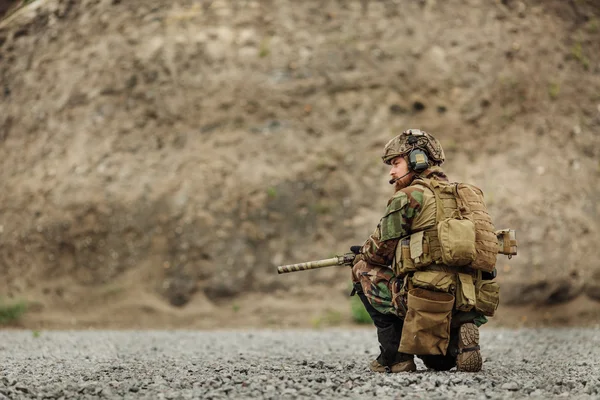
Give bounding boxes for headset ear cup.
[409,149,429,172]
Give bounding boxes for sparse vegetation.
[548,82,560,100]
[102,284,124,296]
[266,187,278,199]
[259,38,270,58]
[311,309,343,328]
[350,295,372,325]
[313,201,332,215]
[0,298,27,325]
[586,17,599,33]
[571,42,590,70]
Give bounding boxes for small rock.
[501,382,520,391]
[15,386,29,394]
[570,160,581,170]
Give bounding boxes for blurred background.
[0,0,599,330]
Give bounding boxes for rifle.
[277,253,356,274]
[276,230,517,274]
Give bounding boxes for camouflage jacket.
[357,166,449,267]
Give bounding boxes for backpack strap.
[413,178,446,222]
[452,183,472,218]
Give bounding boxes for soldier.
[351,129,498,373]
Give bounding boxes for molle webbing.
[412,179,461,266]
[415,178,497,273]
[454,185,497,272]
[426,263,480,279]
[425,228,442,264]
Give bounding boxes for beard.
[392,174,414,192]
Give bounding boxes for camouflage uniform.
[352,129,488,373]
[352,166,448,316]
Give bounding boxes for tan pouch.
[393,238,417,277]
[455,273,477,312]
[438,215,477,267]
[475,280,500,316]
[411,270,455,293]
[399,289,455,356]
[410,231,433,269]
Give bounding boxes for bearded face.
[388,156,414,192]
[394,177,413,192]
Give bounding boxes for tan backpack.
[417,179,497,273]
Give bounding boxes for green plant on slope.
[0,299,27,325]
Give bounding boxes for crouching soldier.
[352,129,500,373]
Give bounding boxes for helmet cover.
[382,129,445,165]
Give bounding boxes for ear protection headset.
[406,130,430,172]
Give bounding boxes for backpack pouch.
[475,280,500,316]
[438,216,476,267]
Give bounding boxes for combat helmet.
[382,129,445,166]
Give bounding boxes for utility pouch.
[394,238,417,277]
[396,232,433,277]
[411,270,455,293]
[455,273,477,312]
[399,288,455,356]
[438,214,476,267]
[475,280,500,316]
[410,231,433,269]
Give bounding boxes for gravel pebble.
[501,381,520,391]
[1,328,600,399]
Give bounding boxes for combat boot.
[369,324,416,373]
[456,322,482,372]
[369,350,416,373]
[351,283,416,373]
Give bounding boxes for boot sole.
[456,323,482,372]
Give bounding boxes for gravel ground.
[1,328,600,399]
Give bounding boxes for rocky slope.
[0,0,599,328]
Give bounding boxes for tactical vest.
[392,178,497,277]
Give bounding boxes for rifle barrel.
[277,256,342,274]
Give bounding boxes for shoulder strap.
[413,178,446,222]
[453,183,473,217]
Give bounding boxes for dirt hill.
[1,0,599,329]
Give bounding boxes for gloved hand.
[350,245,362,255]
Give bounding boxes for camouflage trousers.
[352,260,406,317]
